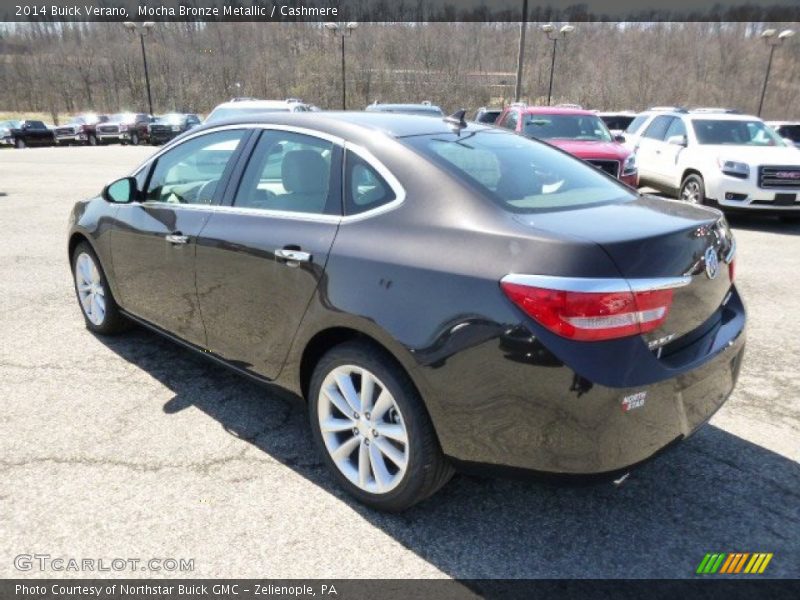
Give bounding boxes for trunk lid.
[514,195,735,345]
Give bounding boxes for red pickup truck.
[495,105,639,188]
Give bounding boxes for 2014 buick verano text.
[68,112,745,511]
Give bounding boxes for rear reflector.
[500,281,674,342]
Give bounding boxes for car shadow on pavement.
[99,328,800,579]
[726,213,800,235]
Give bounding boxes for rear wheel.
[71,242,129,335]
[88,133,97,146]
[680,174,706,205]
[309,341,453,511]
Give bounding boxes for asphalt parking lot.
[1,146,798,580]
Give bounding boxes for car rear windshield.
[692,119,786,146]
[523,114,612,142]
[206,107,290,122]
[404,129,636,213]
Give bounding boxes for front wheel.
[88,133,97,146]
[71,242,129,335]
[130,132,139,146]
[309,341,453,511]
[680,174,706,205]
[14,137,25,149]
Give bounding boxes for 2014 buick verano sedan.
[68,112,745,511]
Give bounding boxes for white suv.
[631,109,800,215]
[205,99,311,124]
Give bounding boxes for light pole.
[123,21,155,115]
[541,23,575,106]
[324,22,358,110]
[514,0,529,102]
[756,28,795,117]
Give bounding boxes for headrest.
[281,150,329,194]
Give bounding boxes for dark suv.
[147,113,202,145]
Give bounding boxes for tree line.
[0,21,798,123]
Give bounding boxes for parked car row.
[461,103,800,217]
[2,112,201,148]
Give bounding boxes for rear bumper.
[424,287,746,475]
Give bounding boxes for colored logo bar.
[696,553,773,574]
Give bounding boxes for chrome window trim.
[128,123,406,225]
[501,274,692,294]
[137,201,342,224]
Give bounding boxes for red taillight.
[500,281,674,342]
[728,258,735,283]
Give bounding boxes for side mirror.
[614,134,626,143]
[667,135,687,147]
[102,176,137,204]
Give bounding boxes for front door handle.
[165,233,189,245]
[275,248,311,265]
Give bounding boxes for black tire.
[88,133,97,146]
[680,173,706,205]
[130,132,139,146]
[14,137,25,149]
[71,241,130,335]
[309,341,453,512]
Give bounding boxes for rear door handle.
[165,233,189,245]
[275,248,311,265]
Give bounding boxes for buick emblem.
[705,247,719,280]
[775,171,800,179]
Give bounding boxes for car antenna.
[444,109,467,134]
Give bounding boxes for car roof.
[637,110,761,122]
[366,103,442,111]
[212,100,303,110]
[514,106,596,116]
[189,111,492,141]
[767,121,800,126]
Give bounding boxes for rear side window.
[344,151,396,216]
[405,129,635,213]
[642,116,673,141]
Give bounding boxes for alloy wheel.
[74,252,106,326]
[681,180,701,204]
[317,365,409,494]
